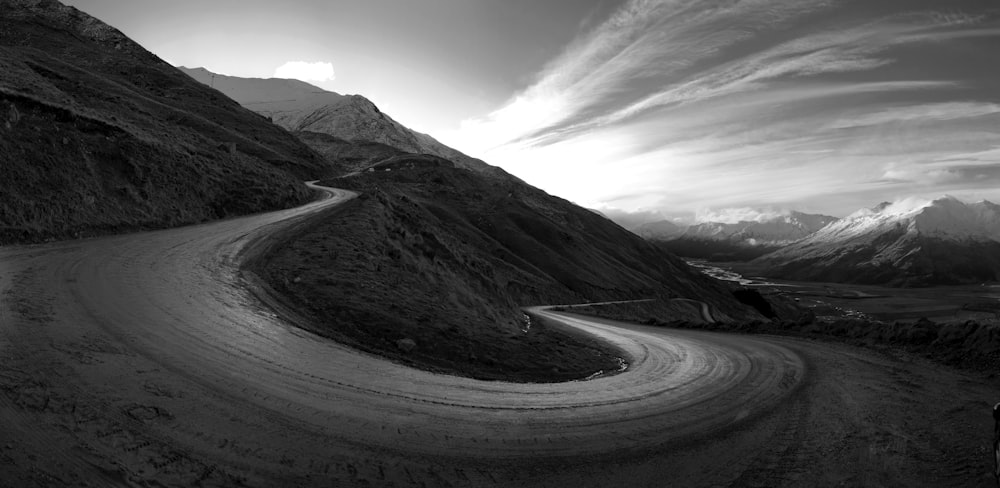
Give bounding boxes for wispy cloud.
[448,0,837,153]
[827,102,1000,130]
[441,0,1000,221]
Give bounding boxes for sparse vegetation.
[250,165,764,382]
[0,2,328,243]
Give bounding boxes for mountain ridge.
[179,67,512,180]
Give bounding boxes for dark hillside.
[0,0,328,243]
[253,166,762,381]
[293,131,405,175]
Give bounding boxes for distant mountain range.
[179,67,511,180]
[635,198,1000,286]
[636,212,838,261]
[755,197,1000,286]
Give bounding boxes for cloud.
[829,102,1000,130]
[440,1,1000,220]
[451,3,999,156]
[446,0,836,154]
[273,61,336,82]
[595,208,671,229]
[935,146,1000,166]
[849,196,934,219]
[881,164,963,184]
[694,207,793,224]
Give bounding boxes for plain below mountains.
[0,0,329,243]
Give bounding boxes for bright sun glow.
[273,61,336,82]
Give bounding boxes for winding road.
[1,184,996,487]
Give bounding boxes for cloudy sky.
[65,0,1000,223]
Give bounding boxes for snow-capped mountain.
[756,196,1000,286]
[643,211,838,261]
[682,211,838,245]
[180,67,509,179]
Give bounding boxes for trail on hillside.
[0,183,995,487]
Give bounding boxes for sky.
[64,0,1000,224]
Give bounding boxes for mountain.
[683,211,838,244]
[755,197,1000,286]
[0,0,328,243]
[652,211,838,261]
[633,220,686,240]
[179,67,511,179]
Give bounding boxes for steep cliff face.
[0,0,328,243]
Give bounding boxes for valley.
[702,260,1000,323]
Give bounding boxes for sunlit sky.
[64,0,1000,223]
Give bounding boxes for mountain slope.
[755,197,1000,286]
[0,0,328,243]
[254,165,765,381]
[180,67,511,179]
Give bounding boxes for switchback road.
[0,184,996,487]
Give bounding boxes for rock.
[395,338,416,353]
[217,141,237,155]
[8,104,20,125]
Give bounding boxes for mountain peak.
[180,67,512,180]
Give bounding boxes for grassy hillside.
[251,165,762,381]
[0,0,329,243]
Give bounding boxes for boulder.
[395,338,416,353]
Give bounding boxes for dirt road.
[0,184,996,487]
